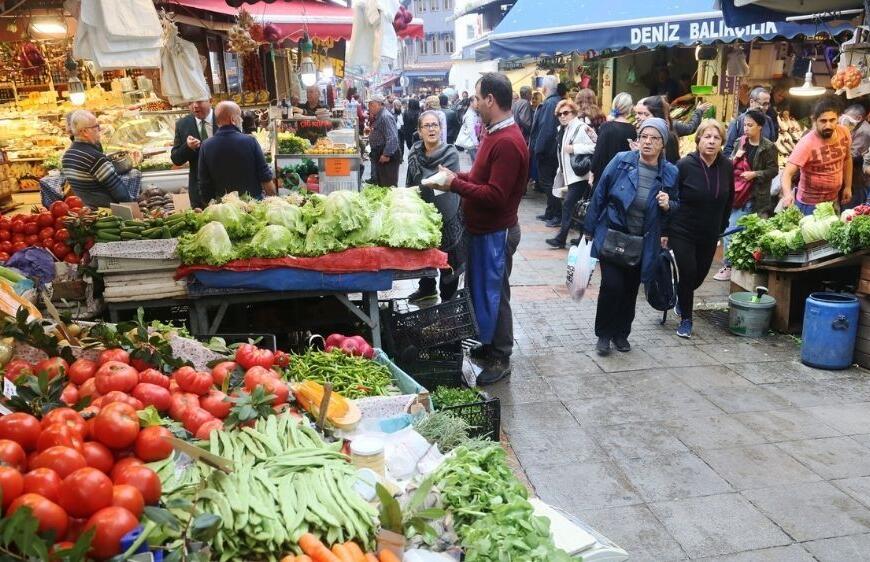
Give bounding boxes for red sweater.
[451,123,529,234]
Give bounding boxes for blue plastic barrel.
[801,292,859,370]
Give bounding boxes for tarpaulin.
[175,247,448,279]
[191,269,393,292]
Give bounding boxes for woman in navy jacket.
[584,118,680,356]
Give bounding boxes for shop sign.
[324,158,352,176]
[630,18,778,46]
[499,60,525,71]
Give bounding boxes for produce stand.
[273,117,361,194]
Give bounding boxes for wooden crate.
[855,294,870,368]
[859,256,870,296]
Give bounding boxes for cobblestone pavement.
[395,150,870,560]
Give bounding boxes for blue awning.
[718,1,862,27]
[402,70,450,78]
[489,0,855,59]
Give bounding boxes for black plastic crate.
[193,333,277,352]
[388,289,479,359]
[398,342,464,390]
[440,393,500,441]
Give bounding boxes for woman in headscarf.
[405,110,464,303]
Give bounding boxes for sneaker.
[569,237,581,246]
[713,266,731,281]
[536,214,549,221]
[595,337,611,356]
[407,288,438,304]
[545,218,561,228]
[612,337,631,352]
[676,319,693,339]
[476,361,511,386]
[545,238,566,249]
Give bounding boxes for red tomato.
[0,252,9,262]
[50,201,70,218]
[4,359,34,382]
[0,439,26,470]
[210,361,239,386]
[175,368,213,396]
[98,349,130,366]
[84,506,139,560]
[37,423,83,452]
[65,196,84,210]
[37,213,54,228]
[63,252,81,265]
[109,457,142,481]
[57,467,113,519]
[92,403,139,450]
[0,241,11,253]
[78,377,99,400]
[0,412,41,451]
[51,242,70,259]
[34,357,69,380]
[99,391,143,410]
[23,222,39,236]
[273,350,292,368]
[243,366,280,391]
[112,465,161,505]
[39,227,55,240]
[53,217,67,231]
[41,408,87,439]
[235,343,275,369]
[0,230,8,240]
[12,241,27,253]
[199,389,231,419]
[22,467,61,502]
[10,233,24,243]
[111,484,144,519]
[129,357,154,372]
[134,426,173,461]
[168,392,199,421]
[24,234,39,246]
[131,383,171,411]
[60,384,78,406]
[261,377,289,405]
[68,358,98,385]
[181,407,214,435]
[195,419,224,440]
[10,220,24,233]
[30,446,87,478]
[81,442,114,474]
[138,368,170,389]
[0,466,23,509]
[9,493,68,538]
[94,361,138,394]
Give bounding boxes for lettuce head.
[177,221,236,265]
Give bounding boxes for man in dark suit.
[440,94,460,145]
[171,98,214,208]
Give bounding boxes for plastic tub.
[728,291,776,337]
[801,292,859,370]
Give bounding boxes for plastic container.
[440,393,501,441]
[386,289,479,361]
[801,292,859,370]
[398,341,464,390]
[350,435,385,476]
[728,288,776,337]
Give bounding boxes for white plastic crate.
[96,256,180,273]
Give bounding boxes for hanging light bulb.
[299,36,317,87]
[790,71,826,97]
[320,65,334,80]
[68,76,86,106]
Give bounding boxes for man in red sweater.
[432,72,529,385]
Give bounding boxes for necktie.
[199,119,208,140]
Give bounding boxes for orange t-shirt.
[789,124,852,205]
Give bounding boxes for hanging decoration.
[393,6,413,34]
[228,8,259,55]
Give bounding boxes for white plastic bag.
[566,237,596,301]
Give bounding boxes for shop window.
[420,37,428,55]
[443,0,453,10]
[429,0,439,12]
[418,0,426,12]
[444,34,454,54]
[467,24,475,40]
[431,35,440,54]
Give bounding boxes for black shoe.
[407,288,438,304]
[569,237,581,246]
[546,238,566,249]
[613,337,631,352]
[545,218,561,228]
[596,337,611,356]
[536,214,548,221]
[476,361,511,386]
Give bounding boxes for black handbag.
[600,229,644,267]
[571,154,592,176]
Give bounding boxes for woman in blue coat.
[584,118,680,355]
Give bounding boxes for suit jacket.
[171,113,216,208]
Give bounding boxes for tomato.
[243,366,280,391]
[129,357,154,372]
[131,383,171,411]
[109,457,142,481]
[9,493,68,538]
[99,390,143,410]
[0,252,9,262]
[23,222,38,236]
[168,392,199,421]
[65,196,84,210]
[174,368,213,395]
[37,213,54,228]
[235,343,275,369]
[111,484,144,519]
[0,241,11,253]
[0,412,41,451]
[58,467,113,518]
[60,384,79,406]
[51,242,70,259]
[92,403,139,450]
[35,357,69,380]
[181,407,214,435]
[39,227,55,240]
[84,506,139,560]
[67,358,97,386]
[134,426,173,461]
[0,439,26,470]
[50,201,70,218]
[41,408,87,439]
[112,465,161,505]
[24,234,38,246]
[37,423,83,452]
[94,361,138,395]
[195,419,223,440]
[30,446,87,478]
[210,361,239,386]
[0,231,7,243]
[81,442,114,474]
[78,377,99,401]
[63,252,81,265]
[10,220,24,233]
[12,241,27,253]
[98,349,129,366]
[0,466,23,509]
[4,359,34,382]
[261,377,289,405]
[274,350,292,368]
[22,467,61,502]
[199,389,231,419]
[54,217,67,231]
[138,368,170,389]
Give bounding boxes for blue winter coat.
[583,150,680,283]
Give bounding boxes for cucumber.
[121,225,145,232]
[94,228,121,236]
[96,232,121,242]
[124,220,147,228]
[168,222,189,236]
[95,218,122,227]
[164,214,187,224]
[140,227,164,238]
[120,232,142,240]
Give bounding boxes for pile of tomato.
[0,196,88,264]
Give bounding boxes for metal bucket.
[728,289,776,337]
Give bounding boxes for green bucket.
[728,291,776,337]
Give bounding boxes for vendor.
[61,110,136,209]
[299,86,326,116]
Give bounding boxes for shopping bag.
[566,237,596,301]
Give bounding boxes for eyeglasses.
[751,99,771,108]
[420,123,440,129]
[557,111,574,116]
[639,134,662,143]
[82,124,101,131]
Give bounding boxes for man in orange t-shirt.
[781,95,853,215]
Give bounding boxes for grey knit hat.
[639,117,669,144]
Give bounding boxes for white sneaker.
[713,266,731,281]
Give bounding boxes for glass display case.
[272,117,361,195]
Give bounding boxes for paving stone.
[530,352,603,377]
[589,422,690,460]
[696,342,796,363]
[777,436,870,480]
[742,482,870,541]
[615,451,733,502]
[523,460,642,511]
[638,345,719,368]
[763,380,868,408]
[801,533,870,561]
[726,360,857,384]
[565,386,722,426]
[506,427,608,467]
[696,544,815,561]
[733,408,841,442]
[667,365,754,391]
[578,504,687,562]
[852,433,870,449]
[805,402,870,435]
[485,372,558,406]
[832,477,870,508]
[587,347,660,373]
[650,493,791,558]
[662,413,767,450]
[697,444,821,490]
[697,384,794,413]
[548,369,684,401]
[500,401,579,433]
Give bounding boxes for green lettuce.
[239,224,300,258]
[382,188,442,249]
[200,203,260,239]
[256,198,307,235]
[177,221,236,265]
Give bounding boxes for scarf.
[406,141,461,218]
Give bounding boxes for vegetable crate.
[193,333,278,352]
[397,341,464,390]
[761,241,840,265]
[385,289,479,360]
[441,392,500,441]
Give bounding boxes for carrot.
[298,557,313,562]
[298,533,342,562]
[378,550,402,562]
[344,542,366,562]
[332,544,355,562]
[364,555,379,562]
[279,557,297,562]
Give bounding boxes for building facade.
[400,0,455,93]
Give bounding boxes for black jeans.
[594,258,642,339]
[417,271,459,300]
[537,156,561,220]
[370,148,400,187]
[555,180,590,244]
[669,236,717,322]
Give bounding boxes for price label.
[3,378,16,399]
[323,158,351,177]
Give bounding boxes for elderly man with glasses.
[723,86,778,158]
[61,110,137,209]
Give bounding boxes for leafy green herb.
[432,386,481,409]
[376,477,445,545]
[224,387,275,428]
[725,213,771,272]
[413,411,472,452]
[0,506,92,561]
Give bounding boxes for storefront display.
[274,117,361,194]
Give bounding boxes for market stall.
[274,117,362,193]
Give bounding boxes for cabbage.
[200,203,260,239]
[321,190,370,233]
[177,221,236,265]
[381,188,442,249]
[256,198,307,235]
[239,224,299,258]
[799,214,839,244]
